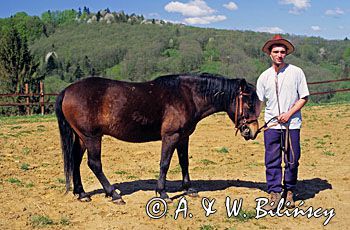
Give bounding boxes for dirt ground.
[0,103,349,229]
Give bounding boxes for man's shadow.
[88,178,331,201]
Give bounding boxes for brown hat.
[262,34,295,55]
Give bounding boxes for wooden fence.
[0,78,349,116]
[308,78,350,95]
[0,82,58,115]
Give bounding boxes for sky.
[1,0,350,40]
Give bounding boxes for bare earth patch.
[0,104,349,229]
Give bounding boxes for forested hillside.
[0,8,349,114]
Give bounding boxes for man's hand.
[278,112,291,123]
[277,96,308,124]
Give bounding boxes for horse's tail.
[55,89,74,193]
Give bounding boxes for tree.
[83,55,94,75]
[0,13,45,42]
[96,12,102,22]
[342,47,350,77]
[73,64,84,81]
[46,55,58,74]
[0,27,38,93]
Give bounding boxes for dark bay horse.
[55,73,260,204]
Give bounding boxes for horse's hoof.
[78,196,92,202]
[112,198,126,205]
[188,192,199,197]
[185,189,199,197]
[164,198,173,203]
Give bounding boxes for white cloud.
[311,26,321,31]
[279,0,311,14]
[256,27,284,34]
[325,8,344,17]
[184,15,227,24]
[164,0,215,17]
[223,2,238,11]
[165,0,228,25]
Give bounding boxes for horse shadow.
[87,178,332,201]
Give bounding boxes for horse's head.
[228,79,260,140]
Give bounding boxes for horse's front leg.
[176,137,198,197]
[156,133,179,202]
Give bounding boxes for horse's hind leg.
[72,137,91,202]
[176,137,198,197]
[85,136,125,205]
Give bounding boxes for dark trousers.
[264,129,301,193]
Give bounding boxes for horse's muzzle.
[239,121,259,140]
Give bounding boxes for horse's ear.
[239,78,247,91]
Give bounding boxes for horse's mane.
[153,73,245,108]
[152,74,182,89]
[196,73,242,108]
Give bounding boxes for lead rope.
[275,74,295,165]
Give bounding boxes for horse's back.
[61,77,173,142]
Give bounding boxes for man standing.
[256,35,309,210]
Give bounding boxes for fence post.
[25,83,30,116]
[40,81,44,115]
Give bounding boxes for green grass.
[148,169,159,179]
[22,147,31,155]
[307,100,350,106]
[323,150,335,156]
[30,215,54,227]
[114,170,135,178]
[316,140,326,145]
[234,209,256,222]
[10,125,22,130]
[26,182,35,188]
[200,159,217,166]
[225,209,256,223]
[20,163,30,171]
[126,175,138,180]
[0,114,56,125]
[216,147,229,154]
[200,224,216,230]
[169,165,182,174]
[10,130,33,137]
[114,170,128,175]
[36,125,46,132]
[0,133,9,139]
[60,216,70,226]
[57,178,65,184]
[7,178,22,185]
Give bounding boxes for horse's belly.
[104,123,162,143]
